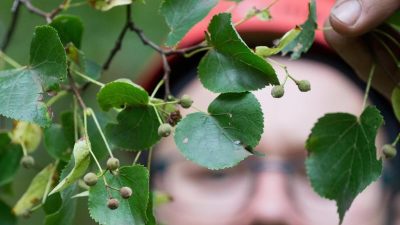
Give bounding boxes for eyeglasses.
[153,153,386,224]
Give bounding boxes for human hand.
[324,0,400,100]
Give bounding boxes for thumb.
[330,0,400,36]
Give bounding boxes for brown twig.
[102,5,210,98]
[102,6,133,70]
[1,0,22,51]
[68,68,87,109]
[19,0,67,23]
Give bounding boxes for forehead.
[156,57,364,159]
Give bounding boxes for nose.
[247,169,306,225]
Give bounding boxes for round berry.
[158,123,172,137]
[179,94,193,109]
[120,186,133,199]
[297,80,311,92]
[271,85,284,98]
[83,172,98,186]
[107,157,120,171]
[382,144,397,159]
[107,198,119,210]
[21,155,35,169]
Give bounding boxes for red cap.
[138,0,335,89]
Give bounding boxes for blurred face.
[153,57,388,225]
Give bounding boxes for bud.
[179,94,193,109]
[271,85,284,98]
[297,80,311,92]
[120,186,133,199]
[107,157,120,171]
[158,123,172,137]
[107,198,119,210]
[21,155,35,169]
[382,144,397,159]
[83,172,98,186]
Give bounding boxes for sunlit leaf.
[255,27,301,57]
[10,121,42,153]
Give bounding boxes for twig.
[161,54,171,98]
[68,68,87,109]
[20,0,67,23]
[1,0,22,51]
[102,6,133,70]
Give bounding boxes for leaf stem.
[73,70,105,87]
[83,110,107,186]
[152,106,163,124]
[149,100,179,106]
[362,63,376,110]
[132,151,142,165]
[73,97,79,141]
[147,147,153,172]
[46,90,68,107]
[183,47,211,58]
[0,50,21,68]
[86,108,114,158]
[150,79,165,99]
[42,160,59,204]
[392,132,400,146]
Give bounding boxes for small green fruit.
[83,172,98,186]
[21,155,35,169]
[297,80,311,92]
[107,198,119,210]
[179,94,193,109]
[158,123,172,137]
[107,157,120,171]
[271,85,284,98]
[120,186,133,199]
[382,144,397,159]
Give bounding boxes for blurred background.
[0,0,168,224]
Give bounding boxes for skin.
[325,0,400,100]
[154,57,388,225]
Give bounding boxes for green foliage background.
[0,1,168,224]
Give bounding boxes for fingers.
[330,0,400,36]
[324,21,400,100]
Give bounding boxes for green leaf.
[97,79,149,111]
[29,25,67,89]
[282,0,317,59]
[198,13,278,93]
[174,92,263,169]
[89,166,150,225]
[160,0,218,46]
[0,200,16,225]
[0,133,22,187]
[255,27,301,57]
[305,106,383,223]
[50,15,84,48]
[49,138,90,195]
[44,124,72,162]
[0,26,66,126]
[13,163,57,216]
[391,86,400,122]
[60,111,76,148]
[106,106,160,151]
[89,0,132,11]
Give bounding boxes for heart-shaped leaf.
[174,92,263,169]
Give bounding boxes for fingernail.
[331,0,361,26]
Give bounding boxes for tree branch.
[1,0,22,51]
[68,69,87,109]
